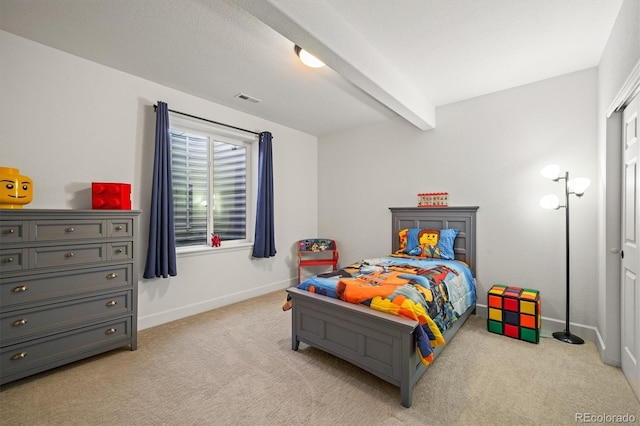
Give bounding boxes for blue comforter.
[286,256,476,364]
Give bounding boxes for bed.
[285,206,478,407]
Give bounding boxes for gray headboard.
[389,206,478,272]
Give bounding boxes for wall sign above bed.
[417,192,449,207]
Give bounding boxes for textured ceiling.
[0,0,623,136]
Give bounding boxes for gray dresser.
[0,209,140,384]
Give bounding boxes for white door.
[622,92,640,400]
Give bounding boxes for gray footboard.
[287,286,475,407]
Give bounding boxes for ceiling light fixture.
[294,45,325,68]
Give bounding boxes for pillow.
[397,227,458,260]
[398,228,409,252]
[436,228,458,260]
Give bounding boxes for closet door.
[622,92,640,400]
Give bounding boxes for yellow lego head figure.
[0,167,33,209]
[418,229,440,247]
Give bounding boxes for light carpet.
[1,290,638,425]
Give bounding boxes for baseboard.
[137,278,293,331]
[475,303,600,345]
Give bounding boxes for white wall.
[0,30,318,330]
[319,69,599,334]
[597,0,640,365]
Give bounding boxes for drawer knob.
[65,252,75,258]
[2,228,15,235]
[12,318,28,327]
[106,300,117,307]
[115,249,123,254]
[115,225,124,231]
[65,227,75,233]
[10,352,28,361]
[2,257,14,263]
[11,285,28,293]
[106,328,117,334]
[106,272,118,279]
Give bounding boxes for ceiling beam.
[233,0,436,130]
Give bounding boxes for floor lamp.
[540,164,590,345]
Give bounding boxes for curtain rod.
[153,104,261,136]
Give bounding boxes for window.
[169,115,254,249]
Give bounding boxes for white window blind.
[170,129,247,247]
[212,141,247,240]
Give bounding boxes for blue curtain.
[143,101,177,278]
[252,131,276,258]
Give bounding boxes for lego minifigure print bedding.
[286,256,476,366]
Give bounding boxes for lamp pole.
[553,171,584,344]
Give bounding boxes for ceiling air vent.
[234,93,261,104]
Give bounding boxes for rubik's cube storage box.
[487,284,541,343]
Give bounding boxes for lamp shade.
[568,177,591,195]
[294,45,325,68]
[541,164,561,180]
[540,194,560,209]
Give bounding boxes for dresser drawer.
[29,243,105,269]
[108,242,132,261]
[109,219,133,237]
[1,264,132,308]
[0,221,26,244]
[1,317,132,381]
[1,291,132,344]
[32,219,106,242]
[0,248,28,273]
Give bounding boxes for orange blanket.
[335,271,409,303]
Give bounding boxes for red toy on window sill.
[211,233,221,247]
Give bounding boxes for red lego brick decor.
[92,182,131,210]
[487,284,540,343]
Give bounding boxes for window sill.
[176,242,254,257]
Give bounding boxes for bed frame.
[287,206,479,408]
